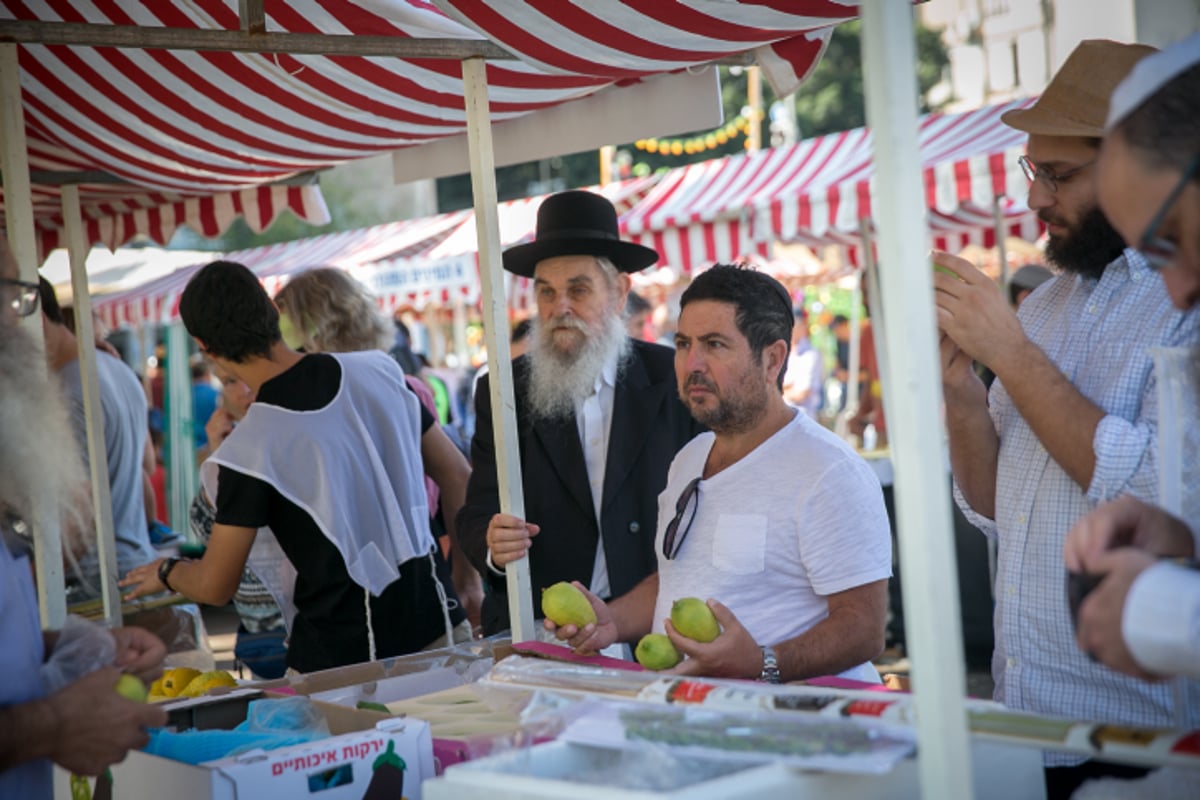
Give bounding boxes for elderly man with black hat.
[457,190,703,638]
[932,39,1200,798]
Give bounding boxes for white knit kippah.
[1105,32,1200,131]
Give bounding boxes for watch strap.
[759,645,781,684]
[158,557,181,592]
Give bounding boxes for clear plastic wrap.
[40,614,116,693]
[238,697,330,739]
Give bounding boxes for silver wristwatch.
[759,645,781,684]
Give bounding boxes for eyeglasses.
[1,277,40,318]
[1018,155,1095,193]
[661,477,700,561]
[1138,154,1200,272]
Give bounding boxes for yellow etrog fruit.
[670,597,720,643]
[541,582,597,628]
[160,667,201,698]
[178,670,238,698]
[635,634,681,671]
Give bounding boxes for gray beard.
[526,312,630,422]
[0,321,91,561]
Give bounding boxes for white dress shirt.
[574,351,620,599]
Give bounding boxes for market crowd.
[1,32,1198,800]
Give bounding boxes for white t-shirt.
[652,411,892,683]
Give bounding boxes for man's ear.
[764,339,789,384]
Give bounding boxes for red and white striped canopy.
[2,1,858,260]
[93,209,469,329]
[621,98,1044,271]
[378,174,663,314]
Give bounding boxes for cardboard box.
[55,693,435,800]
[248,639,503,698]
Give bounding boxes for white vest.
[201,351,434,621]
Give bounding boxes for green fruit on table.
[115,673,148,703]
[670,597,720,643]
[541,582,597,628]
[635,634,682,671]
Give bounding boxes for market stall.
[0,3,1088,798]
[620,97,1044,277]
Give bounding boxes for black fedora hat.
[502,190,660,278]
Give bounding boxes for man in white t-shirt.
[549,264,892,683]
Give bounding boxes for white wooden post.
[862,2,975,797]
[165,321,196,537]
[461,57,535,642]
[1,43,67,629]
[993,194,1010,295]
[63,185,122,628]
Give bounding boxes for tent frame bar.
[0,20,518,59]
[0,19,756,64]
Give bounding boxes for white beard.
[0,321,92,562]
[527,310,630,422]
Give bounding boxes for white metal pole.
[861,2,975,797]
[165,321,196,537]
[858,219,893,428]
[62,185,122,628]
[993,194,1010,294]
[461,57,535,642]
[1,43,67,629]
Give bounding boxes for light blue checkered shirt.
[955,250,1200,766]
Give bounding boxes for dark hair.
[37,276,65,325]
[624,291,652,316]
[179,260,280,363]
[1112,63,1200,180]
[680,263,793,389]
[511,318,533,344]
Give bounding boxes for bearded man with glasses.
[1062,37,1200,685]
[547,264,892,685]
[932,39,1200,799]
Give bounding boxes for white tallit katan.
[200,350,435,631]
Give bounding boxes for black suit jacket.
[457,338,703,634]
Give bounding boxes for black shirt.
[215,354,462,673]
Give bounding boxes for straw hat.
[1001,40,1157,138]
[502,190,659,278]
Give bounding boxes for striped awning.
[621,98,1045,273]
[93,209,469,329]
[2,1,859,260]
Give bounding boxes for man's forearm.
[774,589,887,681]
[0,699,57,771]
[945,392,1000,520]
[992,339,1102,491]
[608,574,659,644]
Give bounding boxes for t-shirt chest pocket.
[711,513,768,575]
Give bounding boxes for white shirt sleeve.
[1123,561,1200,679]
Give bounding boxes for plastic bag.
[40,615,115,693]
[237,697,331,740]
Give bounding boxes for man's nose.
[1026,179,1054,211]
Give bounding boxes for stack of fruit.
[145,668,239,701]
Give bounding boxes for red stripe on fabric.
[441,0,661,77]
[197,199,220,237]
[24,93,249,190]
[766,34,829,85]
[528,0,768,50]
[953,160,972,202]
[147,206,163,245]
[702,223,718,262]
[631,0,836,41]
[826,185,840,230]
[989,152,1008,197]
[20,45,310,174]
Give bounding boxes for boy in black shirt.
[121,261,464,672]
